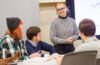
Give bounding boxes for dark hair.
[79,19,96,36]
[26,26,41,40]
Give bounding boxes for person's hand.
[50,53,62,59]
[13,50,21,60]
[49,54,63,65]
[30,51,41,58]
[66,37,73,43]
[49,53,62,60]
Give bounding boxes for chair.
[96,59,100,65]
[61,51,97,65]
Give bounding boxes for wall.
[0,0,40,40]
[39,3,57,45]
[39,0,65,3]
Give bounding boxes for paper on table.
[18,57,57,65]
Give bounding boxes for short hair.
[55,2,66,10]
[79,19,96,36]
[26,26,41,40]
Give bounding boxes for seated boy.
[25,26,56,57]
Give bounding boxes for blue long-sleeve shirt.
[25,40,56,57]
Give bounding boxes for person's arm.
[20,40,30,60]
[50,21,67,44]
[74,44,88,52]
[0,51,21,63]
[0,52,21,65]
[70,21,79,41]
[49,54,63,65]
[1,37,15,59]
[0,62,10,65]
[39,41,56,55]
[0,57,14,63]
[30,51,41,58]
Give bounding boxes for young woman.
[50,2,79,54]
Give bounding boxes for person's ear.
[80,31,82,35]
[80,31,83,36]
[80,31,84,36]
[32,36,36,40]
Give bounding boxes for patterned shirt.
[0,35,29,60]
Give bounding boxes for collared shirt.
[85,36,99,43]
[28,40,37,47]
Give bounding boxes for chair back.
[96,59,100,65]
[61,51,97,65]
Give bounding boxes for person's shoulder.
[91,40,100,45]
[0,35,13,45]
[52,17,60,23]
[25,40,28,43]
[1,35,10,39]
[75,43,87,52]
[78,43,86,48]
[25,40,30,44]
[39,41,51,45]
[67,17,75,22]
[2,35,12,41]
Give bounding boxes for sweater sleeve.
[50,21,67,45]
[1,37,15,59]
[39,41,56,55]
[70,20,79,41]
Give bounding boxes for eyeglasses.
[56,7,66,11]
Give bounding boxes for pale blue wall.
[0,0,40,40]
